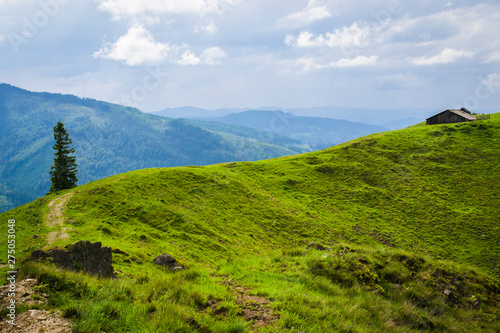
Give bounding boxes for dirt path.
[1,309,72,333]
[46,193,74,228]
[219,277,280,331]
[45,193,74,247]
[0,279,72,333]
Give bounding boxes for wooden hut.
[426,109,477,125]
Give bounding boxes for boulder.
[30,241,114,277]
[153,253,183,270]
[153,253,177,267]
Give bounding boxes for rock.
[153,253,178,268]
[30,240,114,277]
[65,241,114,277]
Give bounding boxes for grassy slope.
[1,115,499,332]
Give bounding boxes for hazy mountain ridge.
[150,106,435,129]
[198,110,389,149]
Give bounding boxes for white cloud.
[195,21,218,34]
[408,48,475,65]
[484,52,500,63]
[276,0,333,28]
[297,55,377,72]
[93,24,227,67]
[334,55,378,67]
[93,24,170,66]
[177,50,201,66]
[96,0,240,18]
[176,47,227,66]
[200,46,227,65]
[286,21,387,49]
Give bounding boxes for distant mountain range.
[0,84,305,212]
[196,110,389,149]
[150,106,433,130]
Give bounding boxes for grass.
[11,242,500,332]
[1,114,499,331]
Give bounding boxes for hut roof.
[448,109,477,121]
[426,109,477,121]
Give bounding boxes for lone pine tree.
[49,121,78,193]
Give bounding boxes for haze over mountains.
[196,111,388,149]
[150,106,432,130]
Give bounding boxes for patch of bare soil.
[44,193,74,247]
[45,228,72,248]
[219,277,280,330]
[0,279,72,333]
[1,309,71,333]
[46,193,74,228]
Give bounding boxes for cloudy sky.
[0,0,499,113]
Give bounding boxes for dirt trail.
[219,277,280,331]
[46,193,74,228]
[0,279,72,333]
[45,193,74,247]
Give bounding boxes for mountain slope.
[1,114,499,332]
[0,84,303,212]
[200,110,389,149]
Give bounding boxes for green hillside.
[1,115,499,332]
[0,84,305,213]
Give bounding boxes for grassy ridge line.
[0,115,499,278]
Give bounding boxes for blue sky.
[0,0,499,113]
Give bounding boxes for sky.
[0,0,499,114]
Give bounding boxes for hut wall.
[426,111,469,125]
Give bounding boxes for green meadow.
[1,114,499,332]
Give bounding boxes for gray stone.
[153,253,178,267]
[30,240,114,277]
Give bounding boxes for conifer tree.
[48,122,78,193]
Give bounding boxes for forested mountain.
[199,110,389,149]
[0,84,303,212]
